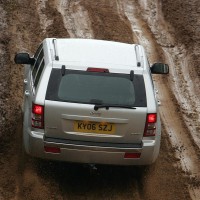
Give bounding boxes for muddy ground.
[0,0,200,199]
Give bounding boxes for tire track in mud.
[158,0,200,156]
[56,0,94,38]
[44,0,70,38]
[120,0,200,199]
[140,0,200,149]
[37,0,53,34]
[116,0,195,199]
[80,0,134,43]
[138,0,200,150]
[0,1,68,199]
[140,0,200,171]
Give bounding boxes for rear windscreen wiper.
[94,104,136,111]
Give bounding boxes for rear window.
[46,69,147,107]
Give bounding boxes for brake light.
[143,113,157,137]
[87,67,109,72]
[147,113,157,123]
[32,103,44,129]
[33,105,43,115]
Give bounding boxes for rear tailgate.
[44,101,147,144]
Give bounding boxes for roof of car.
[44,38,147,73]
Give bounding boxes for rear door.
[44,69,147,144]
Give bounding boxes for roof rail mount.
[135,45,141,67]
[53,39,59,61]
[61,65,66,76]
[130,70,134,81]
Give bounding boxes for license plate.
[74,121,115,134]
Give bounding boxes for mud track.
[0,0,200,199]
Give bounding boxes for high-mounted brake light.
[144,113,157,137]
[87,67,109,73]
[32,103,44,129]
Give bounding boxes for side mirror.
[151,63,169,74]
[14,53,35,65]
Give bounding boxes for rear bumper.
[28,131,160,165]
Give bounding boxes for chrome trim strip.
[61,114,129,123]
[44,137,142,153]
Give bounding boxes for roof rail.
[134,45,141,67]
[52,39,59,61]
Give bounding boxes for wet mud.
[0,0,199,199]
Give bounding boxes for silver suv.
[15,38,169,165]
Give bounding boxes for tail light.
[143,113,157,137]
[32,103,44,129]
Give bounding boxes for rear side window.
[32,49,44,81]
[31,44,43,70]
[34,59,45,88]
[46,69,147,107]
